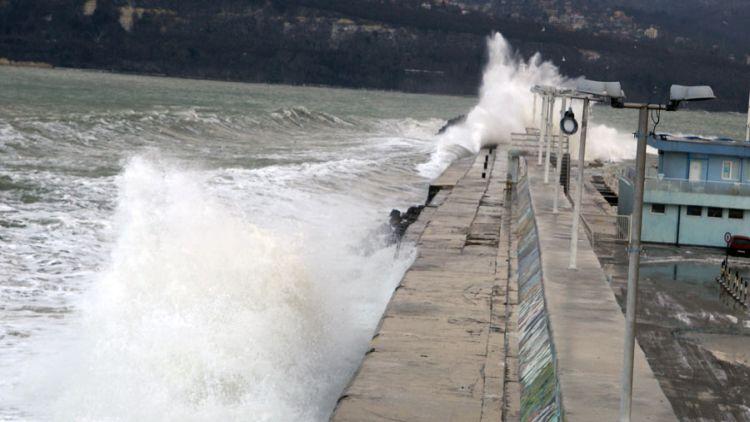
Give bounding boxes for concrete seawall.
[331,152,676,421]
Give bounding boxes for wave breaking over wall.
[7,151,418,420]
[419,32,640,179]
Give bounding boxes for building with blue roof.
[618,133,750,247]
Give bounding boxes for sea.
[0,65,747,421]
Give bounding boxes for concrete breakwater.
[331,151,676,421]
[332,148,517,421]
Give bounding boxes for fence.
[718,258,749,307]
[580,213,631,247]
[510,132,568,154]
[645,177,750,197]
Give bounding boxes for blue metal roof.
[648,133,750,158]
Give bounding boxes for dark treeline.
[0,0,747,111]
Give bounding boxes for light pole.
[532,85,570,181]
[553,96,568,214]
[618,105,649,422]
[609,84,716,422]
[532,86,560,166]
[544,95,556,183]
[567,80,626,269]
[568,97,590,269]
[538,94,548,165]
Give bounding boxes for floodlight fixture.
[575,79,626,107]
[575,79,625,98]
[667,85,716,111]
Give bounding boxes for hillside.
[1,0,748,110]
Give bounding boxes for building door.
[689,160,703,181]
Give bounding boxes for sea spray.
[11,156,416,421]
[419,32,641,178]
[418,33,567,177]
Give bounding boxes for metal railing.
[580,213,631,247]
[645,177,750,196]
[509,132,568,153]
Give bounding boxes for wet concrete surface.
[332,150,520,421]
[595,242,750,421]
[529,162,676,421]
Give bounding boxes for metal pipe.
[532,93,538,127]
[544,96,555,183]
[553,97,568,213]
[568,98,589,269]
[619,106,649,422]
[538,95,547,165]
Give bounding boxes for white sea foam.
[585,124,641,162]
[418,32,638,178]
[6,155,416,421]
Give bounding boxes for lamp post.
[611,84,715,422]
[532,85,571,183]
[532,86,560,166]
[544,96,556,183]
[567,80,626,269]
[568,97,590,268]
[553,96,569,214]
[538,94,548,165]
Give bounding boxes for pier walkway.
[333,148,518,421]
[332,152,676,421]
[526,161,676,421]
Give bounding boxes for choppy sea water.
[0,65,747,421]
[0,67,474,421]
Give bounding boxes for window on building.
[729,209,744,219]
[651,203,666,214]
[722,161,734,180]
[687,206,702,216]
[707,207,723,218]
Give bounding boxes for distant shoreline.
[0,62,476,101]
[0,57,53,69]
